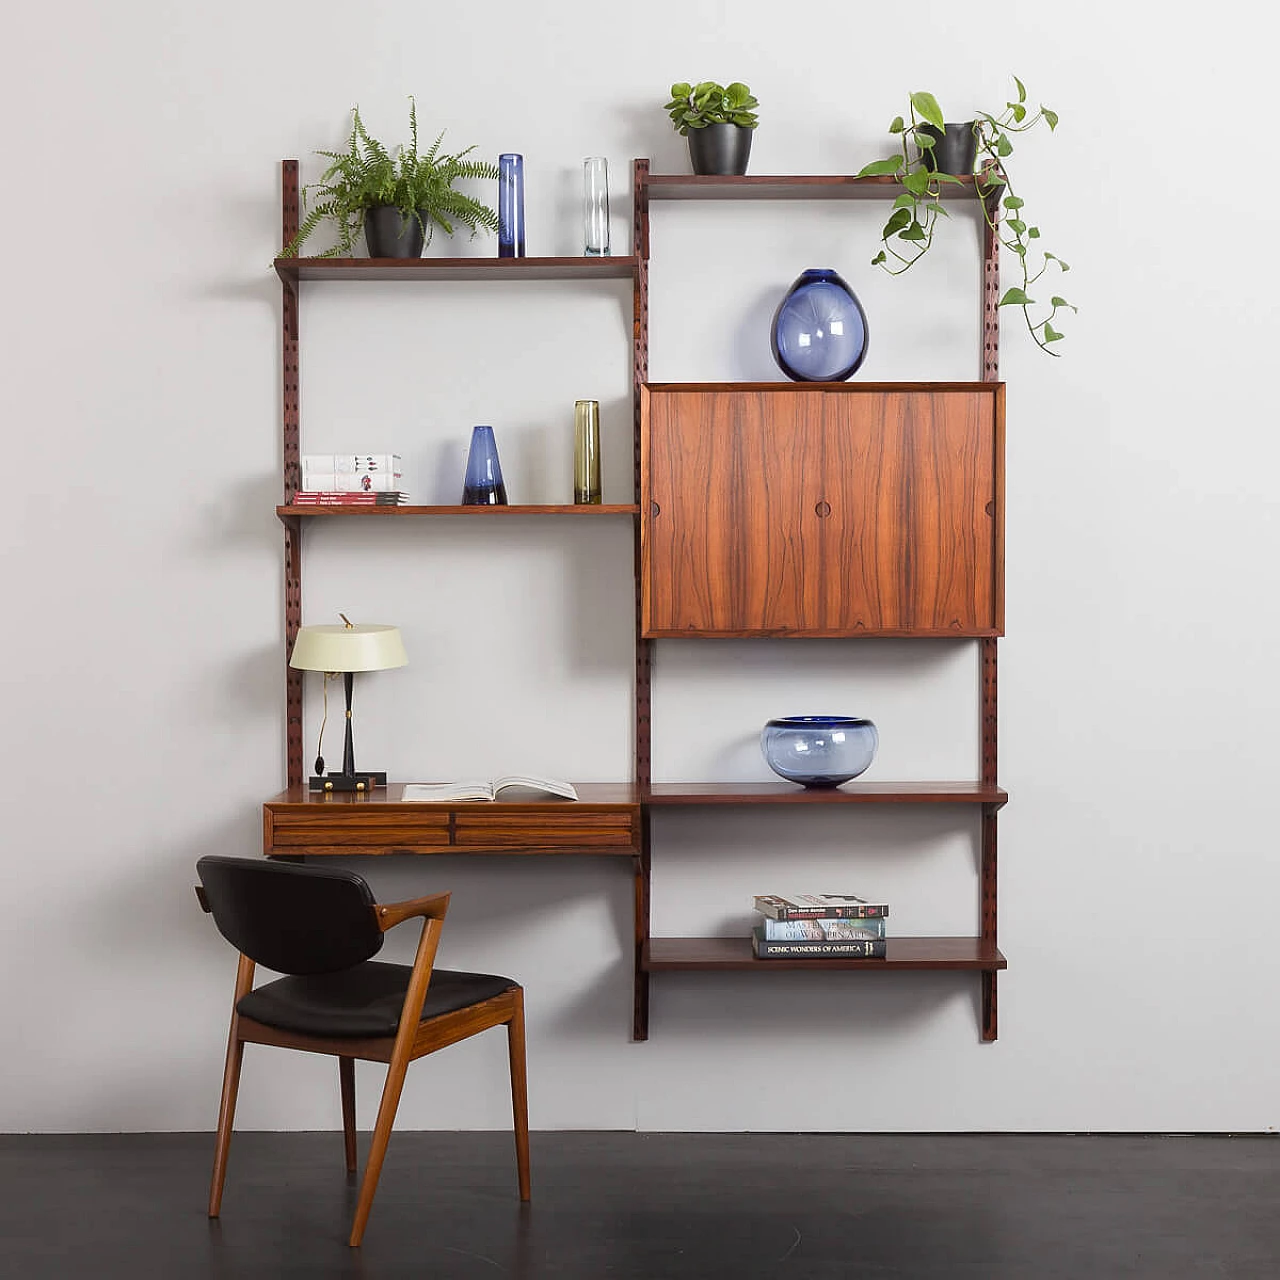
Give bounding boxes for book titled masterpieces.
[402,776,578,802]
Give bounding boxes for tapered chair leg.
[348,1042,414,1247]
[339,1057,358,1175]
[208,1027,245,1217]
[508,991,531,1202]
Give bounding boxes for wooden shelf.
[644,174,989,202]
[643,782,1007,807]
[277,503,639,520]
[643,936,1007,971]
[274,255,640,284]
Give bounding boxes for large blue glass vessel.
[770,269,869,382]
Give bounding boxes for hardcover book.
[760,916,887,941]
[753,893,889,921]
[292,491,408,505]
[751,927,887,959]
[401,775,578,802]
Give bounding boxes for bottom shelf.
[642,936,1006,972]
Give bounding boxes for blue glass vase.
[770,269,869,382]
[498,153,525,259]
[461,426,508,505]
[761,715,878,788]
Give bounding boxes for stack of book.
[296,454,409,506]
[751,893,889,959]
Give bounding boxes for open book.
[401,775,578,802]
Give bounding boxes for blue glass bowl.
[761,715,878,788]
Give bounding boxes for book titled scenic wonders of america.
[753,893,889,921]
[751,927,887,959]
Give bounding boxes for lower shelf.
[642,936,1006,972]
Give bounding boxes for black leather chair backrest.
[197,856,384,975]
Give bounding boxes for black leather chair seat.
[237,961,518,1037]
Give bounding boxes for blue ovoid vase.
[461,425,508,505]
[770,268,869,382]
[761,715,878,788]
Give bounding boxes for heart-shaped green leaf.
[858,157,905,177]
[1000,287,1034,306]
[909,91,946,129]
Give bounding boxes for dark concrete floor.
[0,1131,1276,1279]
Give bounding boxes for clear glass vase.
[583,158,610,256]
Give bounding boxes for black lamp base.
[308,771,387,793]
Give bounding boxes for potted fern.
[283,98,500,259]
[664,80,760,175]
[857,78,1075,355]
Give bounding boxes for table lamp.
[289,615,408,792]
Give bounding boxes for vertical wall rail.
[980,636,999,1041]
[979,175,1001,1037]
[632,159,652,1040]
[981,172,1002,383]
[281,160,304,789]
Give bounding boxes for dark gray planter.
[687,123,753,176]
[920,122,978,175]
[364,206,425,258]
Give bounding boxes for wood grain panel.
[642,384,1001,637]
[822,389,996,632]
[454,811,637,847]
[268,811,452,848]
[644,388,824,633]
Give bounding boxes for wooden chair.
[195,855,530,1247]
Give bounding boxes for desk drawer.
[454,810,638,849]
[268,809,452,849]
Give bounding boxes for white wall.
[3,1,1276,1133]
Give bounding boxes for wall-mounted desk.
[262,784,642,859]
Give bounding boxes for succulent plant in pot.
[857,78,1075,355]
[282,97,500,259]
[664,80,760,175]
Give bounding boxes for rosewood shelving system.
[270,159,1007,1042]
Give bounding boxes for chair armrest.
[374,890,451,932]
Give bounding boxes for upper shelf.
[274,255,640,284]
[277,503,639,521]
[643,173,989,201]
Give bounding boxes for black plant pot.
[364,206,425,258]
[920,122,978,175]
[687,123,753,176]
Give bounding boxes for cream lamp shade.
[289,623,408,673]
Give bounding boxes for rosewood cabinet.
[642,383,1003,638]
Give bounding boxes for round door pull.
[650,501,661,517]
[815,500,831,518]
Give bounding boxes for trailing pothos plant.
[282,98,500,258]
[857,78,1075,355]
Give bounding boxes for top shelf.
[643,173,989,202]
[273,255,640,284]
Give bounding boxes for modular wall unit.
[267,158,1008,1043]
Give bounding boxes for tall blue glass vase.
[770,268,869,382]
[498,153,525,259]
[461,426,508,505]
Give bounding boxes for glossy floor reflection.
[2,1131,1277,1278]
